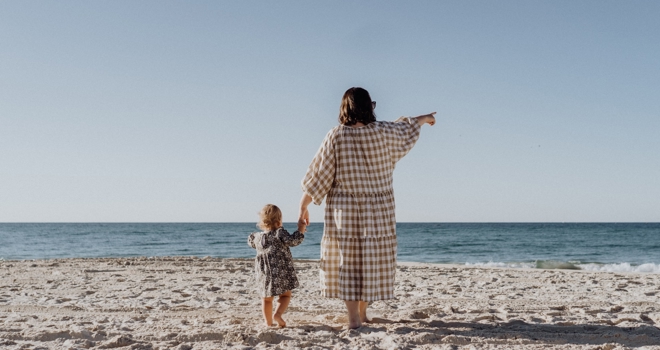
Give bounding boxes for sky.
[1,1,659,223]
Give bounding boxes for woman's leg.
[344,300,361,329]
[273,290,292,327]
[262,297,274,327]
[359,301,371,323]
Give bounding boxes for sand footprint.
[610,305,624,313]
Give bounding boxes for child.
[248,204,306,327]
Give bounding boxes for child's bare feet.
[273,314,286,328]
[262,297,274,328]
[272,291,291,328]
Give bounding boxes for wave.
[465,261,660,273]
[465,261,536,269]
[577,262,660,273]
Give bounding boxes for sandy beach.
[1,257,659,349]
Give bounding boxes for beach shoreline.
[2,257,659,349]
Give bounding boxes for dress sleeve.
[276,228,305,247]
[247,232,257,249]
[301,128,336,205]
[379,117,422,164]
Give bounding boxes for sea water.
[1,223,659,273]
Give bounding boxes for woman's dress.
[302,117,421,301]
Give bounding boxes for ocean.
[1,223,659,273]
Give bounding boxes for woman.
[298,87,436,329]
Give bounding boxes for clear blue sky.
[1,1,659,222]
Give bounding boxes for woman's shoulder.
[327,125,343,135]
[371,118,417,132]
[316,125,343,144]
[334,123,381,135]
[372,119,407,126]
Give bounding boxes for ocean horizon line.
[3,223,658,269]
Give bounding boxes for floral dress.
[248,228,305,297]
[301,117,421,302]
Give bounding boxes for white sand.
[1,257,660,349]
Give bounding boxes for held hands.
[297,207,309,234]
[298,193,312,234]
[297,220,307,234]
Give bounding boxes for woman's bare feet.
[345,300,362,329]
[348,324,361,329]
[359,301,371,323]
[348,310,362,329]
[273,314,286,328]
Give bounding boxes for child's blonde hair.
[257,204,282,231]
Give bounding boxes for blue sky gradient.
[1,1,659,222]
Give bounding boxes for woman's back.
[313,119,421,197]
[332,123,394,195]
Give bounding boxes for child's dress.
[248,228,305,297]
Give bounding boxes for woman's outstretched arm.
[413,112,436,126]
[298,192,313,226]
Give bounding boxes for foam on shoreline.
[464,260,660,273]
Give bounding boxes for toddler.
[248,204,306,327]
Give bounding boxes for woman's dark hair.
[339,87,376,126]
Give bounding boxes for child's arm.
[247,232,257,249]
[276,228,305,247]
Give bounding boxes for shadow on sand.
[334,317,660,347]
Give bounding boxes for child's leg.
[273,290,292,327]
[262,297,274,327]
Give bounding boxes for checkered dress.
[302,117,421,301]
